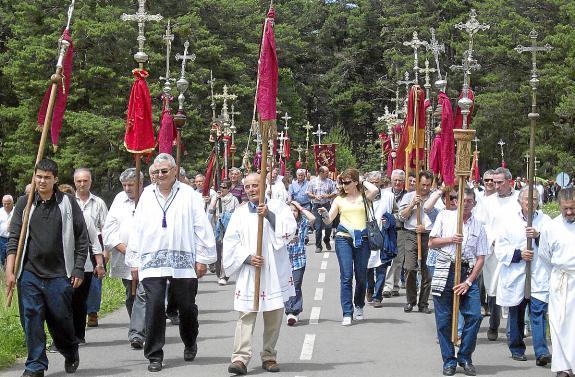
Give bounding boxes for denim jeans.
[285,267,305,315]
[367,263,390,301]
[142,277,198,363]
[507,297,550,358]
[335,235,370,317]
[122,279,146,342]
[312,203,332,249]
[86,275,102,313]
[433,267,483,369]
[17,270,78,373]
[0,236,8,266]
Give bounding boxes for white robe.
[103,191,135,280]
[223,199,297,312]
[480,191,520,296]
[539,215,575,373]
[368,189,395,268]
[126,181,216,280]
[494,210,551,307]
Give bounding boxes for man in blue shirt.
[288,169,311,210]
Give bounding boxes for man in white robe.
[494,187,552,365]
[103,168,146,349]
[223,173,297,375]
[481,167,520,340]
[126,153,216,372]
[539,187,575,377]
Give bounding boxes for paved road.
[2,238,553,377]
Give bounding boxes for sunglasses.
[341,180,354,185]
[484,178,493,183]
[449,195,458,200]
[151,168,172,175]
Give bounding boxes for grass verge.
[0,270,125,369]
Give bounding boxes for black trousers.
[142,277,199,362]
[72,272,93,341]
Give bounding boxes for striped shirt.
[307,177,336,205]
[287,217,309,270]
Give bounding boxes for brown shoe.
[262,360,280,372]
[86,313,98,327]
[228,360,247,375]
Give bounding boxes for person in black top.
[4,159,89,377]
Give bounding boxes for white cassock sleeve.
[191,192,217,265]
[125,192,149,268]
[268,200,298,251]
[222,207,253,277]
[494,222,518,267]
[103,204,122,251]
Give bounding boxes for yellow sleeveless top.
[334,195,367,230]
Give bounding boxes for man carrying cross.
[223,173,297,375]
[126,153,216,372]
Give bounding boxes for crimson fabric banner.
[313,144,337,174]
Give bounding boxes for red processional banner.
[313,144,337,174]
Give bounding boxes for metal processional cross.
[313,124,327,145]
[121,0,163,69]
[403,31,428,84]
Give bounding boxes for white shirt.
[430,210,489,262]
[399,191,443,231]
[83,213,102,272]
[75,192,108,232]
[0,207,13,238]
[127,181,217,279]
[494,210,551,306]
[103,191,136,280]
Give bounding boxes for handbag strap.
[361,190,376,222]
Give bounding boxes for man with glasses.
[429,188,487,376]
[383,169,408,298]
[126,153,216,372]
[481,166,520,341]
[307,166,337,253]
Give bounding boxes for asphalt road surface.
[2,238,553,377]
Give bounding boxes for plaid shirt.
[307,177,336,205]
[287,217,309,270]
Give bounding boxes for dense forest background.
[0,0,573,202]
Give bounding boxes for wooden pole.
[254,120,272,311]
[451,128,475,343]
[413,86,422,266]
[130,153,142,296]
[6,40,70,307]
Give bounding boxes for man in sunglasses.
[306,166,337,253]
[126,153,216,372]
[480,166,520,341]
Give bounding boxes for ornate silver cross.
[403,31,428,84]
[160,21,175,96]
[426,28,445,80]
[175,41,194,112]
[121,0,163,67]
[281,112,292,132]
[313,124,326,145]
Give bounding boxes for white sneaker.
[341,316,352,326]
[218,278,227,286]
[354,306,364,320]
[287,314,297,326]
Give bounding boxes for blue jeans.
[507,297,550,358]
[0,236,8,266]
[17,270,78,373]
[433,267,483,368]
[367,263,390,301]
[285,267,305,315]
[86,275,102,313]
[312,203,332,249]
[335,235,370,317]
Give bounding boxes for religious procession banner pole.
[451,8,489,343]
[254,4,278,312]
[174,40,194,176]
[413,85,423,266]
[514,30,552,300]
[6,37,71,307]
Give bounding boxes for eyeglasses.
[449,195,458,200]
[151,168,172,175]
[341,180,353,185]
[220,186,229,190]
[484,178,493,183]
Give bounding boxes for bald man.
[0,194,14,266]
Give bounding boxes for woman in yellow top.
[318,168,379,326]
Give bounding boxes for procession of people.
[1,2,574,377]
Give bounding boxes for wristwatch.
[465,279,472,287]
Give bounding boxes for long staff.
[413,86,422,266]
[6,41,70,306]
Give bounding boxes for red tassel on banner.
[37,28,74,149]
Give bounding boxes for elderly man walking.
[0,194,14,267]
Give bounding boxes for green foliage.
[543,201,560,218]
[1,0,574,200]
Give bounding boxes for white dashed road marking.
[317,273,325,283]
[320,261,328,270]
[309,307,321,324]
[299,334,316,360]
[314,287,323,301]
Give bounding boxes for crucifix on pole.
[403,31,428,84]
[282,112,292,132]
[313,124,327,145]
[173,40,194,178]
[295,145,304,162]
[498,139,506,165]
[208,71,217,122]
[121,0,163,70]
[514,28,552,300]
[160,21,175,95]
[427,27,445,83]
[303,121,313,172]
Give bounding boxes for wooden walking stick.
[6,40,71,307]
[514,30,552,300]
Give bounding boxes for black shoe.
[442,365,456,376]
[324,240,332,250]
[512,354,527,361]
[536,354,552,366]
[22,371,44,377]
[458,361,477,376]
[392,291,400,297]
[208,263,216,273]
[418,306,433,314]
[130,339,143,349]
[404,303,414,312]
[487,328,498,341]
[64,350,79,373]
[228,361,247,375]
[167,314,180,325]
[184,343,198,362]
[382,291,392,298]
[148,361,162,372]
